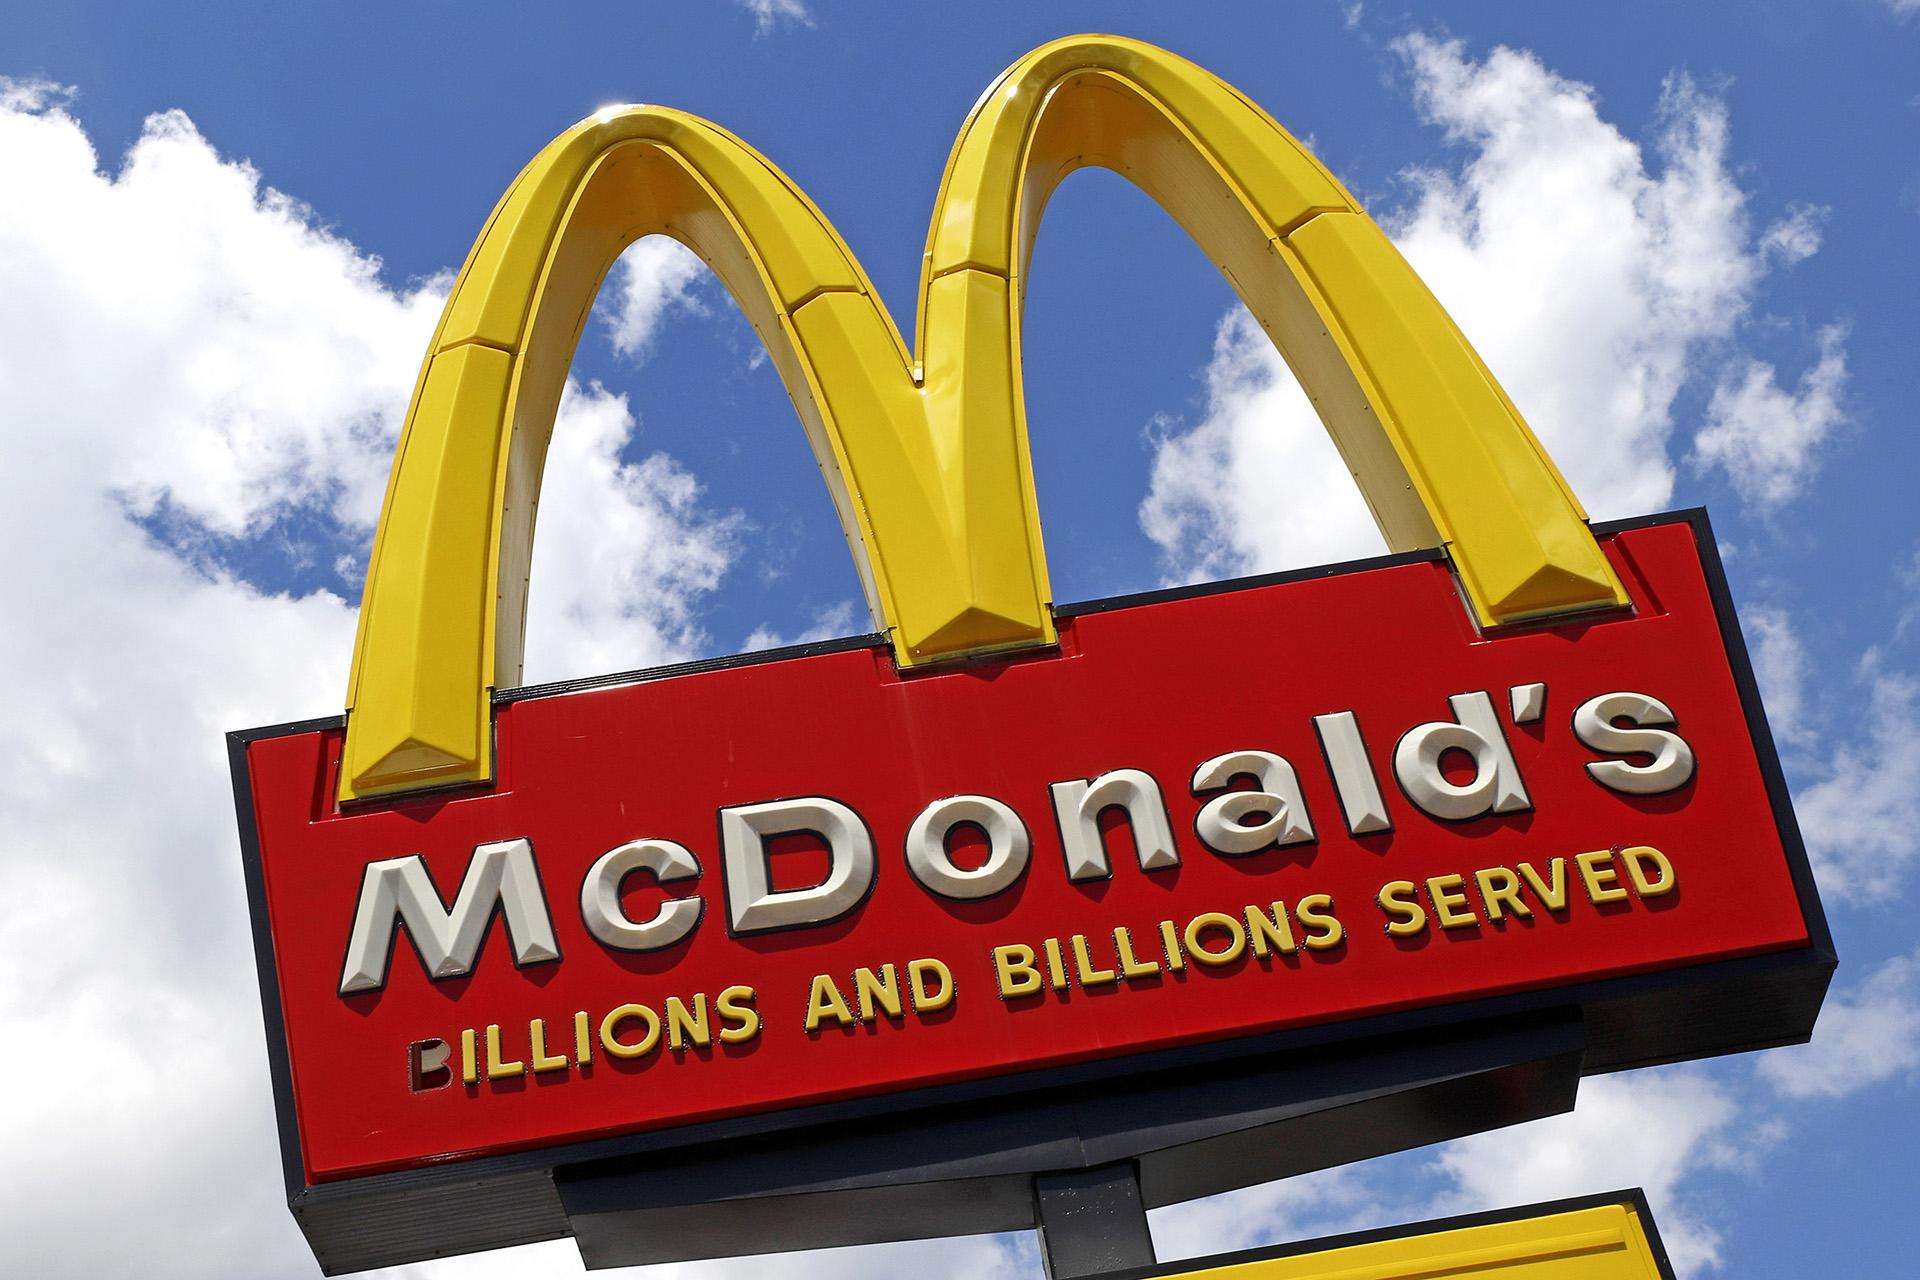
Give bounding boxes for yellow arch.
[341,34,1627,800]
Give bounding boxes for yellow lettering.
[1296,894,1344,951]
[854,964,904,1021]
[1474,866,1531,921]
[665,993,711,1050]
[528,1018,567,1073]
[1158,919,1187,972]
[1623,846,1676,898]
[993,944,1042,998]
[600,1003,660,1058]
[1184,912,1247,966]
[805,973,856,1032]
[460,1027,478,1084]
[1426,874,1478,929]
[908,958,954,1012]
[485,1023,524,1079]
[1518,858,1569,911]
[574,1010,593,1065]
[1244,902,1297,957]
[1071,934,1119,987]
[1377,881,1426,936]
[1576,849,1628,904]
[1114,926,1161,979]
[717,984,761,1043]
[1042,936,1070,990]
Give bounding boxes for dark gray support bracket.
[1035,1164,1155,1279]
[558,1010,1584,1270]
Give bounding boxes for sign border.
[229,508,1833,1268]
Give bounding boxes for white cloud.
[1151,1165,1405,1262]
[1760,949,1920,1099]
[1743,605,1812,746]
[1793,654,1920,901]
[0,74,70,112]
[604,237,708,361]
[739,0,812,35]
[1759,204,1826,265]
[1728,601,1920,904]
[1142,309,1380,583]
[741,599,862,652]
[522,382,740,686]
[0,82,740,1277]
[1900,547,1920,641]
[1693,324,1848,511]
[1142,36,1843,581]
[0,86,443,541]
[1428,1070,1748,1276]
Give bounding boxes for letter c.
[580,839,704,951]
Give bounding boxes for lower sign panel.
[233,511,1830,1268]
[1083,1191,1676,1280]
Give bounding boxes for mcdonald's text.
[335,691,1690,997]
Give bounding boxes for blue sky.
[0,1,1916,1277]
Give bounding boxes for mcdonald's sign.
[230,36,1832,1273]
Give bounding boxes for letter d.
[1393,691,1531,821]
[720,798,875,934]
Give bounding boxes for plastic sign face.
[235,514,1826,1183]
[1082,1192,1676,1280]
[229,33,1831,1274]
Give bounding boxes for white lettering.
[1049,768,1178,881]
[720,797,875,934]
[339,839,558,994]
[1573,691,1696,794]
[580,839,703,951]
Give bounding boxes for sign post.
[1034,1165,1157,1279]
[231,34,1831,1275]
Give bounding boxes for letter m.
[338,839,559,995]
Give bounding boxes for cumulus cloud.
[1142,36,1846,582]
[0,82,740,1278]
[1152,1165,1406,1262]
[1724,600,1920,903]
[1793,654,1920,901]
[1743,605,1813,747]
[741,599,863,652]
[1693,324,1848,511]
[1758,204,1826,265]
[1760,949,1920,1099]
[1141,309,1379,583]
[604,237,708,361]
[0,85,442,544]
[1152,1067,1761,1277]
[1427,1071,1748,1275]
[739,0,812,35]
[1900,548,1920,641]
[522,380,740,686]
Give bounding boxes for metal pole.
[1034,1162,1157,1279]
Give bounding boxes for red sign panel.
[235,515,1824,1190]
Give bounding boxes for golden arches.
[341,34,1626,800]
